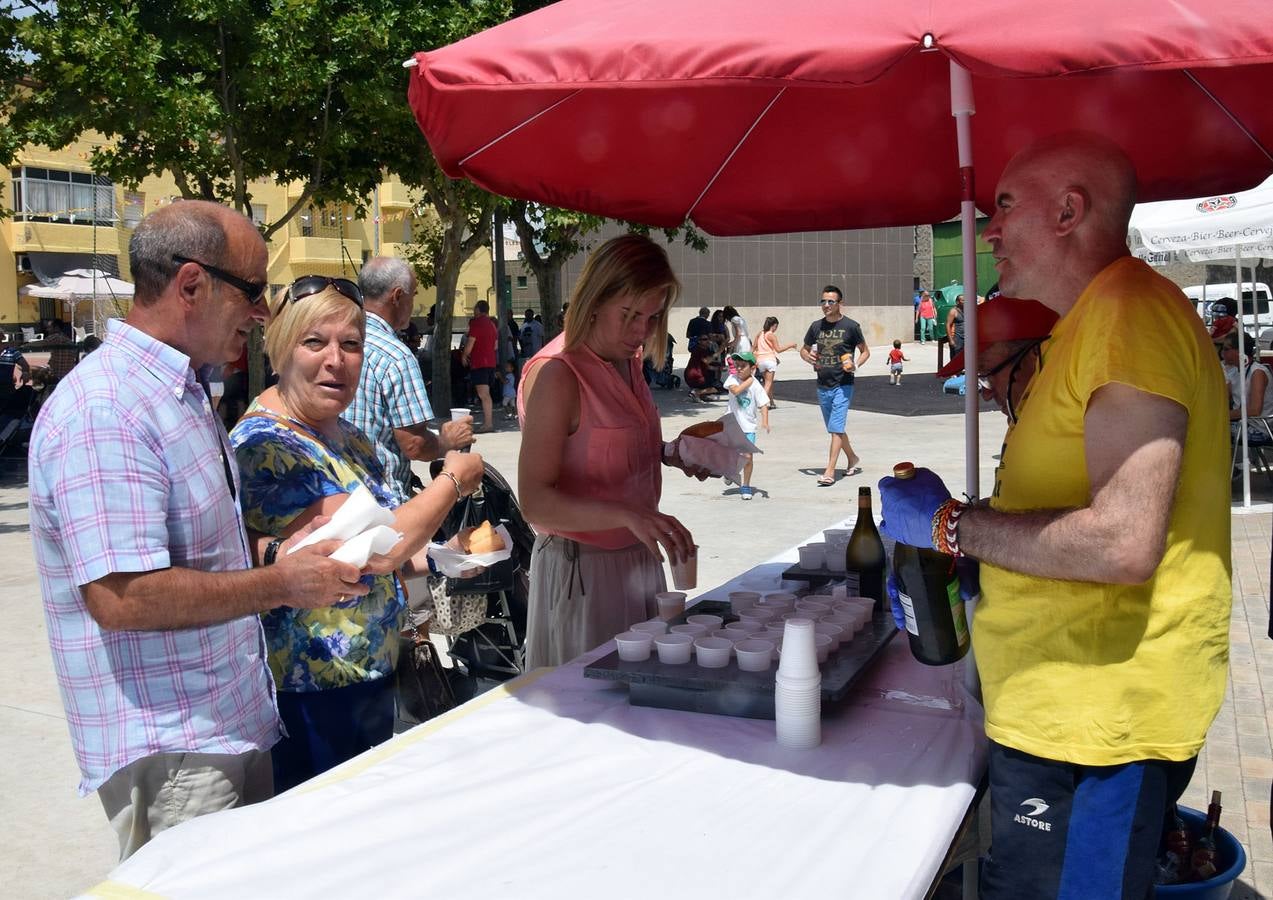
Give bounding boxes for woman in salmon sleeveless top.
[517,236,705,668]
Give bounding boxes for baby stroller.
[647,334,680,390]
[426,460,535,699]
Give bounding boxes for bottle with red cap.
[890,462,970,665]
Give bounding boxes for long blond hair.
[564,234,679,362]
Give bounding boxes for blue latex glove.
[886,572,906,631]
[956,556,980,602]
[877,467,952,550]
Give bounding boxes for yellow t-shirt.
[977,257,1232,765]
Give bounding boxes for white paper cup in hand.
[450,408,470,422]
[655,591,687,620]
[670,548,698,591]
[615,631,653,662]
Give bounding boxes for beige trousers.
[97,748,273,860]
[525,534,666,669]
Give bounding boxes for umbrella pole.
[1237,245,1250,508]
[950,61,979,499]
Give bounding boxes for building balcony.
[289,236,363,265]
[9,219,121,256]
[378,181,417,210]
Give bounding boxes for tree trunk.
[531,259,564,339]
[430,237,464,416]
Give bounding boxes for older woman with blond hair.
[229,275,485,791]
[518,235,710,668]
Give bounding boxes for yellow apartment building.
[2,133,492,332]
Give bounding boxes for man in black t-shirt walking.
[800,285,870,486]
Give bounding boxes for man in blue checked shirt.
[343,257,474,504]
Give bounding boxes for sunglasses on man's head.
[172,255,267,306]
[286,275,364,307]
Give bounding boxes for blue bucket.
[1153,806,1247,900]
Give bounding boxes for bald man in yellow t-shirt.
[879,134,1231,900]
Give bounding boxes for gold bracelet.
[439,470,464,501]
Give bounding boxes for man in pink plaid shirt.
[30,201,370,860]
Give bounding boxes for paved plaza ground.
[2,340,1271,898]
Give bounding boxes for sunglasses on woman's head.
[286,275,364,307]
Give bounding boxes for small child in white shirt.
[723,352,770,500]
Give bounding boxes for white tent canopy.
[1130,175,1273,265]
[1129,178,1273,508]
[19,268,134,335]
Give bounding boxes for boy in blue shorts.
[724,352,769,500]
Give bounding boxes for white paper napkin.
[677,415,763,485]
[426,524,514,577]
[287,484,400,563]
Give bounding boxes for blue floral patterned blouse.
[230,405,404,692]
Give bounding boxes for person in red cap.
[936,297,1058,423]
[879,133,1231,900]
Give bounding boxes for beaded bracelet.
[931,498,967,557]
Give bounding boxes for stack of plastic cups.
[775,617,821,749]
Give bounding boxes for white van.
[1183,282,1273,344]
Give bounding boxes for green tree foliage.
[1,0,508,238]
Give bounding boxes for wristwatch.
[264,537,285,566]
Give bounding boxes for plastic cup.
[694,636,732,668]
[796,599,831,616]
[687,613,723,632]
[813,633,833,663]
[614,631,653,661]
[796,544,825,570]
[654,632,694,664]
[450,408,470,422]
[725,620,762,635]
[778,618,819,679]
[822,612,857,639]
[729,591,761,614]
[825,549,847,574]
[738,607,777,625]
[815,622,846,648]
[655,591,687,620]
[671,549,698,591]
[735,639,775,672]
[763,591,798,606]
[631,620,668,637]
[670,623,709,640]
[822,528,850,545]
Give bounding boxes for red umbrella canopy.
[409,0,1273,235]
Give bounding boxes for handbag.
[419,573,489,635]
[395,621,457,725]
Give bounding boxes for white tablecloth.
[84,521,988,900]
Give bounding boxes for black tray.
[583,599,896,720]
[780,566,860,588]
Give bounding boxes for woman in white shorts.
[754,317,796,408]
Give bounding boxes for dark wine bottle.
[1190,791,1223,881]
[889,462,970,666]
[845,486,886,607]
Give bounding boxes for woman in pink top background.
[754,316,797,409]
[517,235,708,668]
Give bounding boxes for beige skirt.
[524,534,667,669]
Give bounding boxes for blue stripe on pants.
[1057,762,1145,899]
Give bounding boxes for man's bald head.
[128,200,260,304]
[1004,132,1137,244]
[984,133,1137,312]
